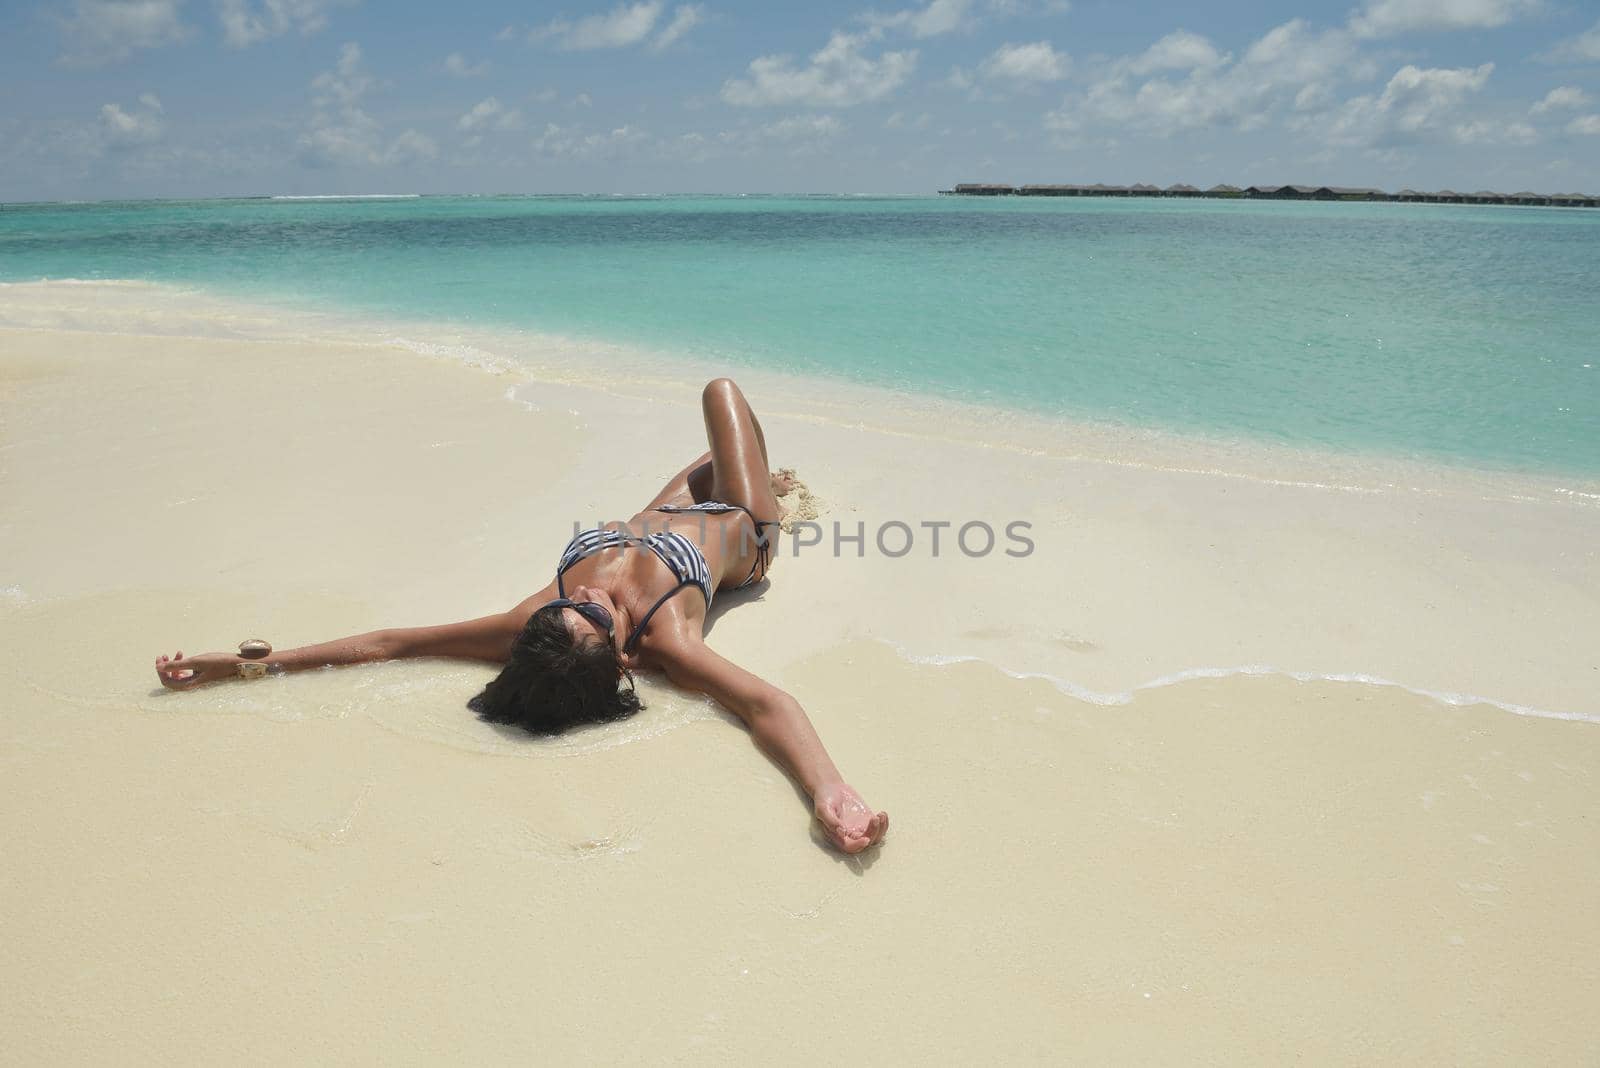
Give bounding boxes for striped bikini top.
[557,527,714,655]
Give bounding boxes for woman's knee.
[702,377,742,410]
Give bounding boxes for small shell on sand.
[239,639,272,659]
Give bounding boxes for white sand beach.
[2,282,1597,1063]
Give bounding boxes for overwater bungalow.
[1245,185,1337,200]
[1330,187,1384,201]
[946,181,1594,208]
[1018,184,1110,197]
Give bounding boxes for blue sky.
[2,0,1598,199]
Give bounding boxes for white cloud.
[310,41,372,109]
[298,43,435,167]
[722,31,917,107]
[532,122,648,159]
[457,97,523,134]
[99,92,164,146]
[1349,0,1536,39]
[59,0,189,64]
[1530,86,1589,114]
[738,114,845,155]
[1047,20,1359,137]
[864,0,976,38]
[1294,83,1334,111]
[1541,19,1600,63]
[663,131,711,162]
[884,110,932,129]
[458,98,496,130]
[979,41,1068,83]
[1128,30,1224,75]
[691,114,844,158]
[650,4,704,50]
[1238,19,1361,84]
[298,107,380,167]
[986,0,1071,14]
[531,1,665,50]
[757,114,842,140]
[1320,62,1496,146]
[218,0,355,48]
[443,52,489,77]
[385,129,437,163]
[944,65,975,90]
[1454,118,1536,143]
[1569,114,1600,135]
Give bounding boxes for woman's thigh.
[701,378,778,524]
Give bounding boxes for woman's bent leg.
[701,378,778,524]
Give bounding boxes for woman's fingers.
[839,811,887,852]
[826,818,858,853]
[156,651,200,689]
[822,807,887,854]
[814,785,888,853]
[157,667,196,689]
[820,804,853,851]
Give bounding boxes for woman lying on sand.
[155,378,889,855]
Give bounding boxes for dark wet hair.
[469,603,643,734]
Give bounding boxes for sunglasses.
[549,597,615,643]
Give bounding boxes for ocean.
[2,193,1596,475]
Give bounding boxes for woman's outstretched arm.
[656,635,889,854]
[154,613,522,690]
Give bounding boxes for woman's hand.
[814,782,889,854]
[154,651,241,690]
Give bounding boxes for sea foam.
[883,640,1600,726]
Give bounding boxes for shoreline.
[5,277,1598,501]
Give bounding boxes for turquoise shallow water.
[2,194,1596,475]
